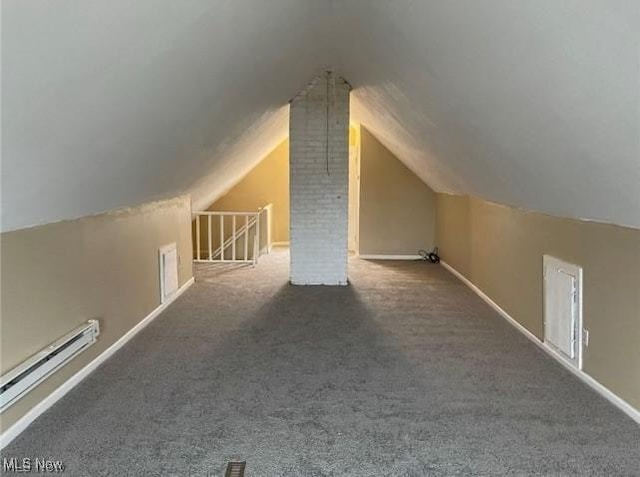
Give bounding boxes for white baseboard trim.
[440,261,540,343]
[0,276,195,449]
[440,260,640,425]
[359,254,422,260]
[271,241,289,247]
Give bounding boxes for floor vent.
[224,461,246,477]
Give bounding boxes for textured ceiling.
[3,0,639,231]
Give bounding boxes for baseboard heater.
[0,320,100,412]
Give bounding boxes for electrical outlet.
[583,328,590,347]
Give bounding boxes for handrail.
[195,211,259,216]
[193,204,272,265]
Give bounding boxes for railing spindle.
[244,216,249,261]
[196,215,201,261]
[232,215,236,261]
[220,215,225,262]
[208,215,212,260]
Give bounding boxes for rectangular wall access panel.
[159,243,179,302]
[289,73,350,285]
[543,255,583,368]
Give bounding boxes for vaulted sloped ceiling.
[341,1,640,228]
[1,0,332,231]
[3,1,639,231]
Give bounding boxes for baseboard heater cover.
[0,320,100,412]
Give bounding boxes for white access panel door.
[159,243,179,303]
[544,255,582,368]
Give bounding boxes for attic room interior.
[1,1,639,475]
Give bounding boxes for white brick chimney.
[289,73,350,285]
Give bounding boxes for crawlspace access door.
[543,255,583,369]
[159,243,179,303]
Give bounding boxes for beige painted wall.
[208,140,289,243]
[0,196,193,431]
[435,193,640,410]
[196,130,363,257]
[359,126,436,255]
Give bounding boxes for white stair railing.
[211,215,258,260]
[193,204,272,265]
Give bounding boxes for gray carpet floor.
[3,248,639,476]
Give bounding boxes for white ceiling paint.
[339,0,640,228]
[189,105,289,213]
[3,0,639,231]
[1,0,331,231]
